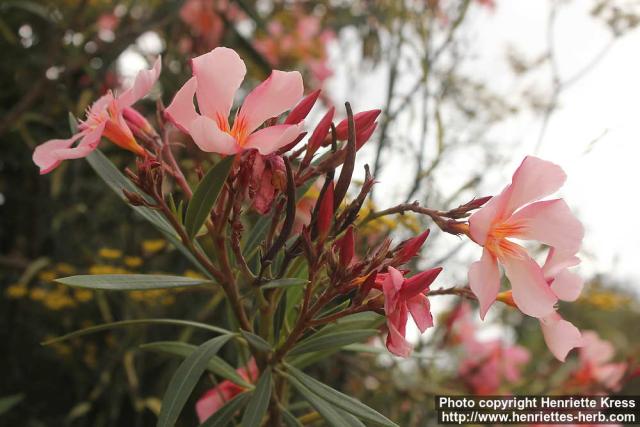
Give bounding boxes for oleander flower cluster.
[33,46,598,425]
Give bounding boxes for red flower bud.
[307,106,335,155]
[395,229,430,264]
[316,181,334,240]
[355,121,377,150]
[285,89,321,125]
[334,225,355,267]
[334,109,381,140]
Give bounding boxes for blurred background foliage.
[1,0,638,426]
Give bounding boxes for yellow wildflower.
[123,256,143,268]
[38,270,57,283]
[30,288,47,301]
[74,289,93,303]
[142,239,166,253]
[6,283,28,299]
[98,247,123,259]
[55,263,76,275]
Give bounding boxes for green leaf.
[184,156,235,239]
[85,150,211,278]
[240,330,272,353]
[157,334,232,427]
[68,112,78,133]
[42,318,230,346]
[262,278,309,289]
[239,368,272,427]
[199,392,251,427]
[55,274,211,291]
[242,215,270,264]
[286,365,397,426]
[288,329,377,357]
[281,409,303,427]
[339,410,367,427]
[313,312,383,337]
[140,341,252,388]
[287,375,348,427]
[0,394,23,416]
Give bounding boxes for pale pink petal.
[165,77,199,133]
[33,123,106,174]
[407,294,434,333]
[117,57,162,108]
[502,254,557,318]
[243,123,304,155]
[382,267,404,313]
[189,115,238,154]
[468,188,510,245]
[542,247,581,279]
[33,132,85,174]
[505,199,584,253]
[539,312,582,362]
[468,249,501,319]
[192,47,246,121]
[550,269,583,302]
[580,330,615,365]
[503,156,567,216]
[385,308,411,357]
[238,70,303,133]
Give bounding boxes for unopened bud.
[334,109,381,140]
[316,181,334,241]
[334,225,355,267]
[285,89,321,125]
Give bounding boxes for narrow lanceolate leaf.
[261,278,309,290]
[184,156,235,239]
[0,394,24,415]
[157,334,232,427]
[140,341,252,388]
[286,365,398,426]
[199,392,251,427]
[287,375,349,427]
[42,319,230,346]
[55,274,211,291]
[240,330,272,353]
[288,329,378,357]
[239,368,272,427]
[281,408,304,427]
[85,150,211,278]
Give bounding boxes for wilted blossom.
[33,58,161,174]
[468,156,584,319]
[571,331,627,391]
[195,359,258,422]
[165,47,304,155]
[246,152,286,214]
[379,266,442,357]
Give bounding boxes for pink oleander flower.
[468,156,584,319]
[450,303,530,394]
[496,248,584,361]
[33,58,161,174]
[195,358,258,422]
[380,266,442,357]
[165,47,304,156]
[459,339,530,394]
[571,331,627,392]
[538,248,584,361]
